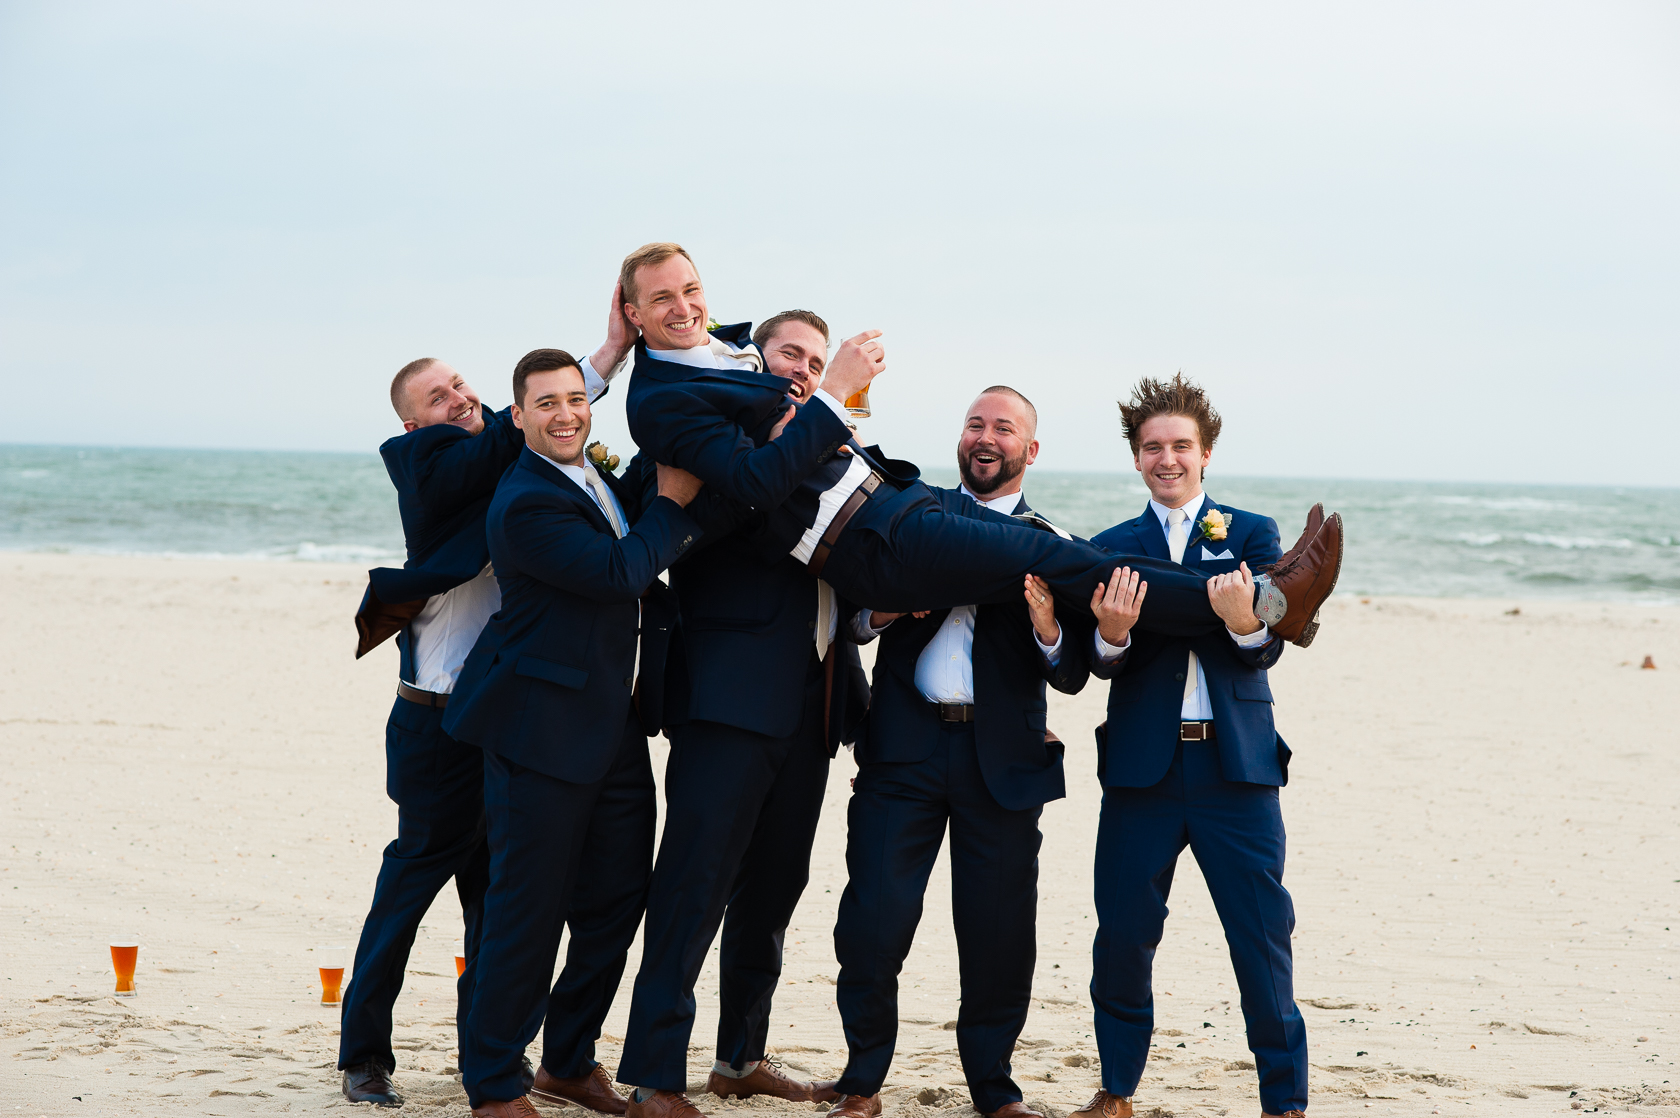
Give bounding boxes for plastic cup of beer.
[110,942,139,998]
[844,387,871,419]
[318,945,348,1006]
[454,953,466,977]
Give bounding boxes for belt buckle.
[1181,722,1202,741]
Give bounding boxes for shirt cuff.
[1093,629,1131,662]
[849,608,890,643]
[580,357,608,403]
[1229,623,1270,648]
[813,389,853,421]
[1034,623,1063,665]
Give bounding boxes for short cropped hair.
[511,348,581,409]
[390,357,439,418]
[620,242,695,307]
[1118,372,1222,454]
[752,309,830,349]
[975,384,1037,434]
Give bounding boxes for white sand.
[3,553,1677,1116]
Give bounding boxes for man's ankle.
[633,1087,660,1103]
[711,1059,761,1078]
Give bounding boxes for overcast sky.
[2,1,1676,484]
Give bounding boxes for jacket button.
[624,677,634,687]
[1174,672,1186,682]
[808,619,816,629]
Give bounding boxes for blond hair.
[620,242,696,307]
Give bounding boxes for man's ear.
[623,301,644,330]
[1024,438,1040,467]
[402,419,419,433]
[510,404,524,429]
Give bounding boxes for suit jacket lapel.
[519,449,613,535]
[1130,503,1171,562]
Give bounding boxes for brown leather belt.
[934,703,976,723]
[1180,721,1215,741]
[807,471,883,578]
[398,681,449,709]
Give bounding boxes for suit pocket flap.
[1023,709,1047,732]
[514,655,589,691]
[1234,679,1274,703]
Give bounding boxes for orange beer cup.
[318,945,348,1006]
[110,942,139,997]
[455,953,467,977]
[844,387,870,419]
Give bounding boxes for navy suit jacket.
[1090,496,1290,788]
[623,324,855,516]
[441,448,700,784]
[354,405,524,658]
[858,491,1093,811]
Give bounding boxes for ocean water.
[4,445,1678,604]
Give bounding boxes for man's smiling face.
[402,362,484,434]
[957,391,1038,497]
[625,255,710,351]
[760,321,829,401]
[1133,413,1210,508]
[513,365,592,466]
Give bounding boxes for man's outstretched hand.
[821,329,885,404]
[589,279,640,376]
[1092,566,1146,649]
[1207,561,1264,635]
[655,463,704,507]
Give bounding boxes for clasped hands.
[1091,562,1263,648]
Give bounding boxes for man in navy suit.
[615,309,872,1117]
[828,387,1092,1118]
[615,244,1341,663]
[439,349,705,1118]
[340,300,635,1108]
[1071,375,1315,1118]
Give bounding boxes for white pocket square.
[1200,546,1235,561]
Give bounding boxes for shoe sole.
[528,1087,577,1109]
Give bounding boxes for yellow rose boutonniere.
[1196,508,1230,544]
[585,441,621,474]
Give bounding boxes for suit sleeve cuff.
[1034,623,1063,664]
[580,357,608,403]
[814,389,853,422]
[1093,629,1131,662]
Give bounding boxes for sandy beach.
[3,552,1677,1117]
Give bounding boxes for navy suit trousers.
[462,717,657,1107]
[618,653,831,1089]
[824,490,1223,635]
[833,722,1042,1112]
[339,697,489,1072]
[1090,742,1307,1114]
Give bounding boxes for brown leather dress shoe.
[1069,1090,1133,1118]
[533,1064,627,1114]
[826,1095,882,1118]
[625,1090,708,1118]
[1262,1111,1306,1118]
[984,1102,1045,1118]
[342,1062,404,1107]
[472,1098,544,1118]
[1259,511,1343,647]
[706,1058,839,1103]
[1274,503,1324,569]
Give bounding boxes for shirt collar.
[533,451,590,488]
[1149,490,1206,528]
[645,336,754,369]
[960,484,1024,514]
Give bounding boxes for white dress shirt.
[854,487,1063,704]
[409,565,502,694]
[1092,490,1270,720]
[577,356,613,403]
[535,453,631,531]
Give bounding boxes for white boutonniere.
[585,441,621,474]
[1193,508,1230,545]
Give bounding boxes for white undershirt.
[409,565,502,694]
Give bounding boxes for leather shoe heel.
[472,1098,544,1118]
